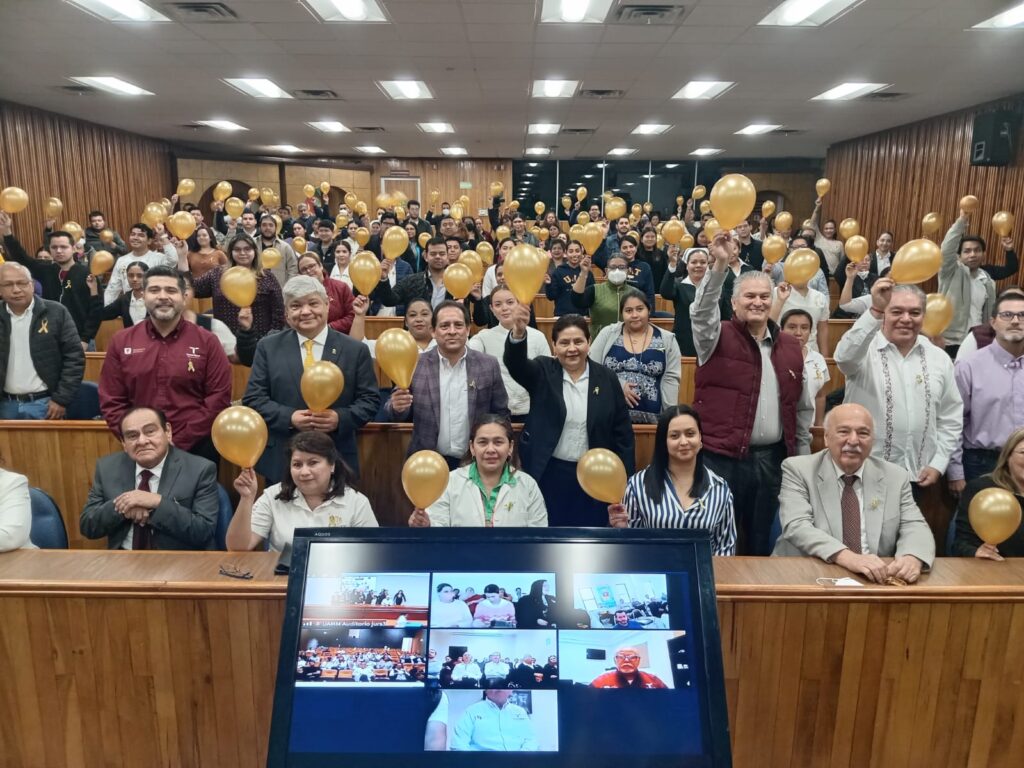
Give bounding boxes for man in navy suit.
[243,276,379,483]
[384,300,508,468]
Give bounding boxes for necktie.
[132,469,154,551]
[841,474,861,554]
[303,338,315,368]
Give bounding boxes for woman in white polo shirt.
[227,431,377,552]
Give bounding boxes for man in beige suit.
[772,403,935,583]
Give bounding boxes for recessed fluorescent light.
[308,120,350,133]
[539,0,615,23]
[69,76,153,96]
[596,163,608,168]
[608,148,637,156]
[528,163,540,167]
[673,81,735,100]
[758,0,862,27]
[525,147,551,156]
[197,119,247,131]
[664,163,679,168]
[67,0,169,22]
[270,144,304,153]
[440,147,468,156]
[523,173,536,177]
[642,174,655,179]
[690,147,724,157]
[223,78,292,99]
[812,82,889,100]
[355,145,386,154]
[583,174,594,178]
[418,122,453,133]
[972,2,1024,28]
[528,123,562,134]
[632,124,671,135]
[624,182,635,186]
[303,0,389,22]
[735,123,782,135]
[531,80,579,98]
[378,80,432,99]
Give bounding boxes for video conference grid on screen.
[288,549,706,760]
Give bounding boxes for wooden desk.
[2,552,1023,767]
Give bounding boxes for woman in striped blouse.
[608,405,737,555]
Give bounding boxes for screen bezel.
[268,527,731,767]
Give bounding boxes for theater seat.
[29,488,68,549]
[66,381,101,420]
[215,485,233,550]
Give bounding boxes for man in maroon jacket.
[690,232,813,555]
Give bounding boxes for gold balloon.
[260,187,275,203]
[577,212,590,226]
[141,202,166,228]
[699,200,712,216]
[762,235,787,264]
[430,189,440,204]
[774,211,793,232]
[62,221,83,243]
[376,328,420,389]
[354,201,368,216]
[220,266,257,308]
[656,235,664,250]
[247,187,260,201]
[303,183,315,198]
[626,230,640,242]
[890,239,942,284]
[166,211,197,240]
[490,181,505,198]
[577,448,627,504]
[495,225,511,242]
[458,250,484,283]
[783,248,820,286]
[969,487,1022,545]
[213,181,233,202]
[662,220,685,245]
[0,187,28,214]
[354,227,371,247]
[762,200,776,219]
[301,361,345,412]
[382,225,410,260]
[815,178,831,197]
[272,214,283,235]
[605,197,626,220]
[679,233,694,251]
[576,186,588,202]
[580,222,604,255]
[692,185,706,200]
[477,241,494,265]
[160,197,173,214]
[375,192,394,211]
[443,263,474,299]
[402,450,450,509]
[337,214,349,229]
[643,202,653,215]
[960,195,980,214]
[537,228,549,242]
[344,192,358,209]
[631,203,643,218]
[450,203,464,221]
[922,212,943,236]
[676,195,684,206]
[838,218,860,240]
[99,228,114,244]
[259,247,281,270]
[845,235,869,263]
[710,173,756,229]
[504,243,548,304]
[604,190,614,200]
[703,218,722,240]
[529,226,542,240]
[921,293,955,338]
[561,195,572,210]
[993,211,1015,237]
[417,232,431,249]
[90,250,114,276]
[394,205,406,221]
[459,194,470,209]
[292,236,307,255]
[176,178,195,196]
[394,190,409,207]
[44,197,63,219]
[320,181,331,195]
[349,251,381,296]
[508,200,520,211]
[569,224,584,242]
[534,201,545,216]
[211,406,268,469]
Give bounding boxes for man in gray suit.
[243,275,379,483]
[80,406,219,550]
[385,300,509,468]
[772,403,935,583]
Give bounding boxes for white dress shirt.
[330,264,353,289]
[552,365,590,461]
[467,325,550,416]
[128,294,147,324]
[835,311,964,476]
[121,454,167,550]
[296,325,329,364]
[4,300,46,395]
[830,458,868,555]
[436,349,470,457]
[776,286,829,355]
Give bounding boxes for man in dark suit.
[384,300,508,468]
[80,406,219,550]
[242,275,379,482]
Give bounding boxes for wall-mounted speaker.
[970,110,1020,167]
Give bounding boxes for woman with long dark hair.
[608,405,736,555]
[186,225,227,279]
[227,431,377,552]
[516,578,557,628]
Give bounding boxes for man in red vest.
[690,232,812,555]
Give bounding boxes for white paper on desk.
[815,577,865,587]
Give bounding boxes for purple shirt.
[949,342,1024,480]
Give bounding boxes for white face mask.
[607,269,627,285]
[442,208,450,215]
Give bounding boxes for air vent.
[770,128,807,136]
[859,92,910,102]
[177,123,210,130]
[162,2,238,21]
[354,126,386,133]
[560,127,596,135]
[579,89,625,100]
[56,84,96,95]
[609,1,691,25]
[291,89,341,100]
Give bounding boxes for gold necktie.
[303,339,315,368]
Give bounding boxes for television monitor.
[268,528,730,767]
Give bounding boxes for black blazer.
[504,334,635,480]
[242,327,380,482]
[89,292,140,330]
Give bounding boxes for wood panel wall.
[824,95,1024,289]
[0,101,173,248]
[370,158,513,217]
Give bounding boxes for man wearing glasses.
[949,291,1024,492]
[590,646,668,689]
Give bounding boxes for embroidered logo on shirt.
[328,514,340,526]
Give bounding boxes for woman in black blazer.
[504,309,634,526]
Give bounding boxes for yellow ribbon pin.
[38,319,48,334]
[187,360,195,373]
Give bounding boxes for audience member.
[590,646,667,689]
[770,276,829,355]
[545,240,592,316]
[432,583,473,627]
[84,210,129,256]
[372,237,451,309]
[660,247,734,357]
[104,223,179,305]
[450,690,539,751]
[87,260,147,328]
[255,213,299,288]
[186,225,228,278]
[473,586,518,627]
[516,579,557,628]
[781,309,830,440]
[809,199,844,274]
[0,464,31,551]
[296,252,354,334]
[952,428,1024,560]
[571,253,632,338]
